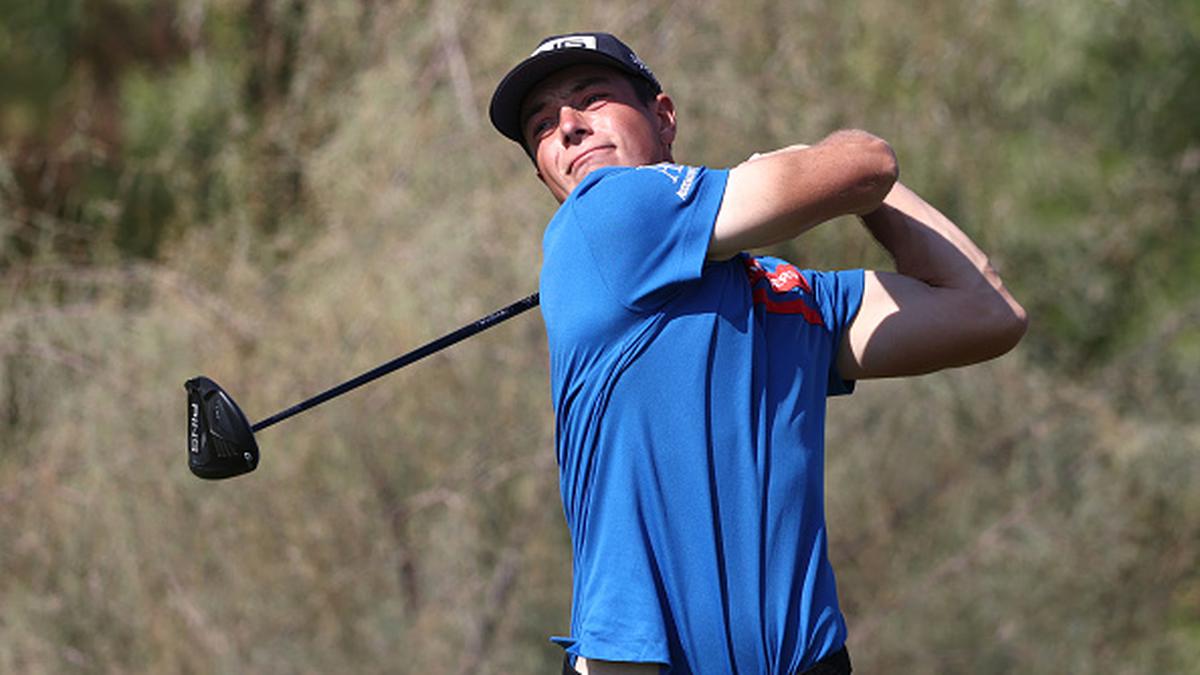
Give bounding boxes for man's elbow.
[869,148,900,213]
[979,293,1029,360]
[824,129,899,214]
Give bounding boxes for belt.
[799,646,852,675]
[560,645,851,674]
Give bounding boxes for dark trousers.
[561,646,852,675]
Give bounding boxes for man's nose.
[558,105,590,143]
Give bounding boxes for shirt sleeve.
[807,268,865,396]
[565,165,729,313]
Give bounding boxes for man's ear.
[652,93,678,147]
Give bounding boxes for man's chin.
[558,158,627,200]
[562,166,601,196]
[572,166,597,184]
[571,158,624,184]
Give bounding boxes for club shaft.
[251,293,540,432]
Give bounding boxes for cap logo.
[628,51,651,74]
[532,35,598,56]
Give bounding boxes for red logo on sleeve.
[743,257,822,324]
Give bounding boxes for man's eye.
[530,118,554,137]
[583,93,607,107]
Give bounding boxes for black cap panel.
[489,32,661,146]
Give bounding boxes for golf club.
[185,292,540,480]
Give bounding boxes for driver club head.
[185,376,259,479]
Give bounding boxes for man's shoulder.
[568,163,711,205]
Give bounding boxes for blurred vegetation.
[1,0,1197,672]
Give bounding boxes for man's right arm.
[837,182,1028,378]
[708,129,898,261]
[709,130,1026,375]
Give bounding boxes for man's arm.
[709,130,898,261]
[838,182,1028,379]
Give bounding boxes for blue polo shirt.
[540,164,864,675]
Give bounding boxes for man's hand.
[709,131,897,261]
[838,182,1028,379]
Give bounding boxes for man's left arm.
[837,181,1028,379]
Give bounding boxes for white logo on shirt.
[637,163,699,201]
[675,167,698,199]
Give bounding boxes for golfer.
[489,32,1027,675]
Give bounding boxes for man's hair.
[520,72,662,161]
[628,74,660,107]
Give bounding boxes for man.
[488,33,1027,675]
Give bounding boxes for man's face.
[520,64,676,203]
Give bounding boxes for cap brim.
[489,50,648,146]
